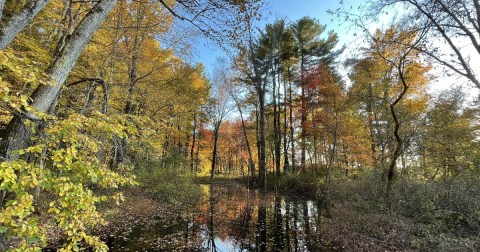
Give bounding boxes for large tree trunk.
[0,0,50,50]
[258,90,266,190]
[1,0,117,160]
[0,0,5,21]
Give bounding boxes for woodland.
[0,0,479,251]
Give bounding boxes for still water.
[107,183,336,251]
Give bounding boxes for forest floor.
[42,189,171,251]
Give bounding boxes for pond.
[107,183,337,251]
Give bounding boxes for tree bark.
[0,0,51,50]
[386,60,409,210]
[190,112,197,173]
[258,90,266,190]
[0,0,5,21]
[289,71,295,173]
[211,127,220,179]
[272,67,281,176]
[1,0,117,160]
[283,74,289,172]
[367,82,378,172]
[300,57,307,173]
[238,102,255,183]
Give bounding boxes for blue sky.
[192,0,359,75]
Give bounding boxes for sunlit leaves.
[0,111,138,251]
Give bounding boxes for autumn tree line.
[203,16,478,194]
[0,0,479,251]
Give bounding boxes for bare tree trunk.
[366,82,379,173]
[300,58,307,173]
[283,74,289,172]
[258,90,266,190]
[195,141,200,172]
[312,110,318,176]
[238,102,255,183]
[0,0,5,21]
[211,127,220,179]
[326,102,339,189]
[272,69,281,176]
[190,112,197,173]
[288,68,295,173]
[0,0,51,49]
[386,60,409,210]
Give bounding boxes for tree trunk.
[258,90,266,190]
[367,83,378,172]
[272,69,281,176]
[283,73,289,172]
[211,127,220,179]
[190,112,197,173]
[237,102,255,183]
[288,69,295,173]
[195,140,200,172]
[0,0,5,21]
[386,62,409,210]
[0,0,117,161]
[0,0,50,50]
[300,57,307,173]
[326,102,339,189]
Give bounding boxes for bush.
[271,172,322,198]
[135,159,203,209]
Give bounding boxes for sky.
[191,0,359,75]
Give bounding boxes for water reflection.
[108,184,335,251]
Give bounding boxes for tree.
[355,26,430,209]
[360,0,480,89]
[0,0,50,50]
[205,61,233,178]
[227,81,256,183]
[0,0,117,161]
[234,26,268,189]
[291,16,339,172]
[423,88,480,181]
[257,19,291,175]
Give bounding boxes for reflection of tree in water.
[303,201,313,251]
[256,200,267,251]
[207,184,217,251]
[293,202,299,251]
[273,196,284,251]
[108,184,335,251]
[285,202,292,251]
[228,193,255,250]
